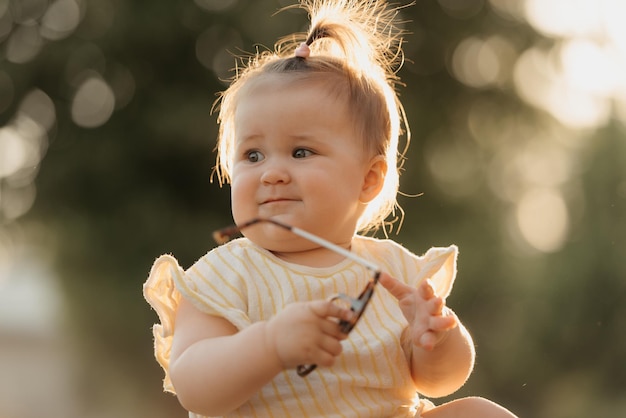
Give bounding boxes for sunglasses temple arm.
[220,219,380,275]
[290,226,381,274]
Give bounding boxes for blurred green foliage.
[1,1,625,417]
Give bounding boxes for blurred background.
[1,0,625,417]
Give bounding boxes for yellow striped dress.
[144,235,458,418]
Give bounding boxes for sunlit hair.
[213,0,411,233]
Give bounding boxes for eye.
[246,150,264,163]
[293,148,313,159]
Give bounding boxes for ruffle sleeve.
[410,245,458,299]
[358,238,458,298]
[143,247,253,394]
[143,254,184,393]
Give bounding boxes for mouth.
[262,198,296,204]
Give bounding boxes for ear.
[360,156,387,204]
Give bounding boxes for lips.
[261,197,295,204]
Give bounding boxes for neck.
[271,241,353,268]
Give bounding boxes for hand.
[380,273,457,351]
[265,300,354,369]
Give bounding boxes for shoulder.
[192,238,269,269]
[180,238,271,295]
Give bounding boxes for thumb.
[379,272,413,301]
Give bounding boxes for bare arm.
[168,298,281,415]
[379,273,475,398]
[169,297,353,416]
[408,308,475,397]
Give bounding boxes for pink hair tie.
[294,42,311,58]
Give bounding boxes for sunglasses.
[213,217,382,376]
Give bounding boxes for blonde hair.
[214,0,411,233]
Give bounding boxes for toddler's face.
[230,76,372,253]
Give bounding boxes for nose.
[260,160,291,185]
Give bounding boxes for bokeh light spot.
[0,127,27,178]
[40,0,82,41]
[524,0,601,38]
[70,75,115,128]
[6,22,43,64]
[603,0,626,55]
[19,89,56,132]
[518,0,626,129]
[516,188,569,252]
[0,89,52,182]
[1,183,36,221]
[513,46,611,129]
[451,36,514,88]
[560,39,617,96]
[0,114,47,181]
[516,140,572,188]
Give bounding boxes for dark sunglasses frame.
[213,217,382,376]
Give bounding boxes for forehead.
[234,73,353,127]
[237,72,349,106]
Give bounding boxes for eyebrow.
[236,133,326,147]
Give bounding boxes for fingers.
[383,273,439,303]
[301,301,352,367]
[415,306,458,350]
[418,331,438,351]
[429,312,457,331]
[418,278,436,300]
[268,300,352,369]
[314,334,344,366]
[308,299,354,327]
[418,316,457,350]
[379,272,413,300]
[426,294,444,315]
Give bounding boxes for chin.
[241,221,300,247]
[251,235,313,254]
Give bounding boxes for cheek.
[230,173,257,219]
[305,169,360,207]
